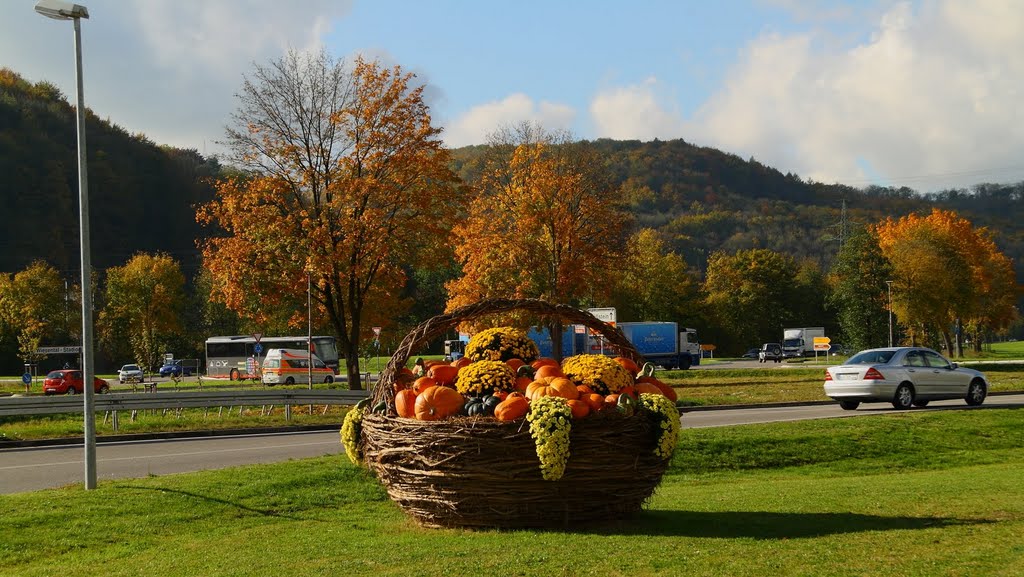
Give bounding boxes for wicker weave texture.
[361,411,668,528]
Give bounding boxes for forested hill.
[452,139,1024,278]
[0,68,219,277]
[4,65,1023,283]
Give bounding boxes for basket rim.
[370,298,644,410]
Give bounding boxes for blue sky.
[3,0,1023,192]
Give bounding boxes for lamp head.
[34,0,89,20]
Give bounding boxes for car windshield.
[46,370,63,379]
[847,350,896,365]
[123,365,139,371]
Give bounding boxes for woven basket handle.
[369,298,643,409]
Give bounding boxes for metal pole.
[307,271,313,390]
[72,16,97,490]
[886,280,893,348]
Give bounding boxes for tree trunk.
[941,329,954,358]
[345,347,362,391]
[550,321,564,362]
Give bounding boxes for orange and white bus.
[204,335,339,379]
[260,348,336,385]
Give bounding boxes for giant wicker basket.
[359,298,671,529]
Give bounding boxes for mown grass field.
[2,409,1022,576]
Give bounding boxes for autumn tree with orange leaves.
[875,209,1018,355]
[199,50,462,387]
[446,123,629,356]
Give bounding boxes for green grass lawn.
[2,409,1022,576]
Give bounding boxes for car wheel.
[285,377,295,385]
[839,400,860,411]
[98,384,110,394]
[892,383,914,409]
[912,400,930,407]
[966,379,987,406]
[678,357,692,370]
[65,386,77,395]
[229,368,240,381]
[324,375,334,384]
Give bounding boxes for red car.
[43,369,110,395]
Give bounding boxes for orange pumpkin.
[451,356,472,369]
[614,356,641,376]
[533,364,565,379]
[395,389,418,418]
[604,393,620,410]
[619,385,637,398]
[427,365,459,387]
[567,399,591,419]
[414,386,464,421]
[506,358,526,372]
[638,376,678,402]
[399,367,414,378]
[526,376,578,401]
[576,384,594,397]
[413,376,438,395]
[494,395,530,421]
[583,393,605,412]
[514,375,533,393]
[530,358,559,370]
[392,374,414,395]
[635,382,664,396]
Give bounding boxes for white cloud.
[443,93,576,147]
[2,0,351,154]
[590,77,686,141]
[689,0,1024,191]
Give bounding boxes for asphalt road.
[2,394,1022,495]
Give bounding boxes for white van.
[261,348,335,385]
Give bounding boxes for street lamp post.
[35,0,96,490]
[886,280,894,348]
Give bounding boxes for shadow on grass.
[583,510,987,539]
[121,485,304,520]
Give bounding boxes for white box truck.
[782,327,825,358]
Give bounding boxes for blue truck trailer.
[616,322,701,370]
[528,322,701,369]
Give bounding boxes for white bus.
[204,335,339,379]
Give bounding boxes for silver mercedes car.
[824,347,988,411]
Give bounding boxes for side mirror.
[949,362,958,370]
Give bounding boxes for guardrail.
[0,389,369,418]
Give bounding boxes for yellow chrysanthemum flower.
[340,405,366,466]
[465,327,539,363]
[527,396,573,480]
[455,360,515,395]
[638,393,680,460]
[561,354,634,394]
